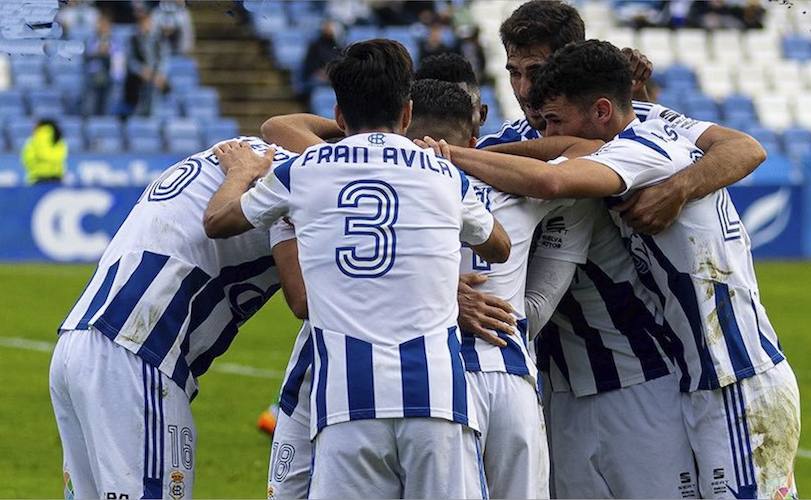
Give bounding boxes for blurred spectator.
[56,0,100,39]
[123,12,170,116]
[21,120,67,185]
[455,25,486,83]
[370,1,435,27]
[83,13,114,116]
[303,21,343,94]
[151,0,195,55]
[326,0,373,26]
[682,0,765,29]
[419,22,454,65]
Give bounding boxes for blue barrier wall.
[0,181,805,263]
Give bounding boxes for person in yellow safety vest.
[21,120,68,184]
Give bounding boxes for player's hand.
[458,273,516,348]
[621,47,653,97]
[417,136,452,162]
[614,178,688,234]
[214,140,275,181]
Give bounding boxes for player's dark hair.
[500,0,585,52]
[416,53,479,88]
[529,40,633,112]
[407,79,474,147]
[327,39,413,131]
[36,119,62,143]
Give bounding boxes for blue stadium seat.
[684,94,719,122]
[182,87,219,119]
[126,116,161,138]
[0,90,26,117]
[310,86,336,118]
[747,126,782,156]
[271,28,312,69]
[479,86,497,107]
[11,56,46,75]
[26,88,62,111]
[253,13,287,39]
[345,26,380,44]
[204,118,240,145]
[166,136,202,153]
[129,135,164,152]
[656,90,683,111]
[722,94,756,123]
[14,70,47,89]
[6,118,35,151]
[662,65,696,92]
[782,127,811,163]
[782,34,811,61]
[85,117,123,152]
[46,58,82,82]
[164,118,200,141]
[58,117,84,152]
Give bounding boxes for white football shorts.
[682,360,800,499]
[309,417,487,499]
[467,370,549,499]
[50,328,195,500]
[548,373,698,498]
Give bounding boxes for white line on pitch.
[797,448,811,460]
[0,336,282,379]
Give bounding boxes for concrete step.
[200,69,286,86]
[218,84,295,101]
[192,40,266,56]
[195,51,274,71]
[222,99,305,117]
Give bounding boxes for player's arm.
[482,135,603,159]
[616,124,766,234]
[450,144,623,199]
[457,273,517,347]
[270,220,308,320]
[622,47,653,102]
[471,217,510,263]
[260,113,343,154]
[423,136,615,199]
[524,256,577,337]
[204,141,287,238]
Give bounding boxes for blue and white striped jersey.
[240,132,494,437]
[476,100,663,149]
[459,163,582,387]
[480,104,683,397]
[585,118,785,391]
[534,201,676,396]
[60,137,296,400]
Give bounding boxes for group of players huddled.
[49,1,800,499]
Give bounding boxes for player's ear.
[334,105,346,132]
[400,100,413,133]
[594,97,613,125]
[479,103,488,126]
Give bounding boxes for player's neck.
[605,111,637,141]
[346,127,402,136]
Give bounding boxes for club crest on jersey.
[169,470,185,499]
[367,133,386,146]
[63,471,75,500]
[626,234,652,274]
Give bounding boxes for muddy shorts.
[682,360,800,499]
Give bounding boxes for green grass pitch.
[0,262,808,497]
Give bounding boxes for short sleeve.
[532,198,598,265]
[240,160,292,230]
[460,185,495,246]
[269,218,296,248]
[581,133,674,195]
[635,102,714,144]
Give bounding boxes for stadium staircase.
[188,1,304,136]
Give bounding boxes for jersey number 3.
[336,180,399,278]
